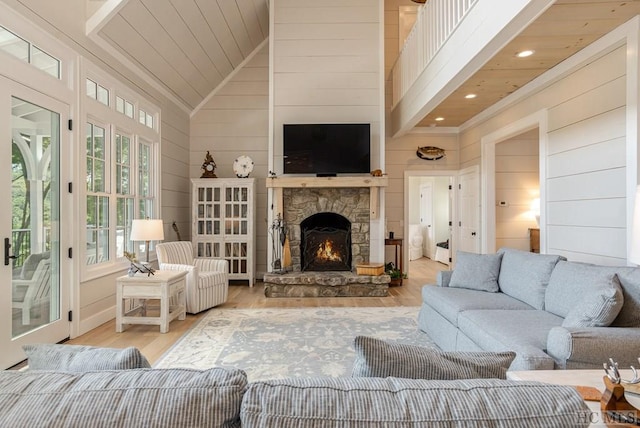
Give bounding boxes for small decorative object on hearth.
[200,151,217,178]
[270,214,288,273]
[416,146,446,161]
[601,358,640,424]
[370,169,384,177]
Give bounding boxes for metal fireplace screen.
[302,226,351,271]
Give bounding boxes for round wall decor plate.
[233,155,254,178]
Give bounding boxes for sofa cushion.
[0,368,247,428]
[562,274,624,328]
[613,268,640,327]
[240,377,589,427]
[351,336,515,379]
[545,261,621,318]
[448,251,503,292]
[458,309,563,370]
[497,247,564,309]
[422,285,533,327]
[23,343,151,371]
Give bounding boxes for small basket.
[356,263,384,276]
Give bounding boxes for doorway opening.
[405,173,455,280]
[494,129,540,252]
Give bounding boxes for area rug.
[154,306,434,381]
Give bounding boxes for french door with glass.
[0,78,70,369]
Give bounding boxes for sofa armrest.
[547,326,640,369]
[437,270,453,287]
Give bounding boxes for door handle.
[4,238,17,266]
[471,232,477,236]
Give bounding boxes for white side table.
[116,270,187,333]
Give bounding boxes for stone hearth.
[263,272,390,298]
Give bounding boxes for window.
[116,133,134,258]
[86,78,109,106]
[83,64,160,273]
[86,122,109,265]
[0,25,61,78]
[116,95,134,119]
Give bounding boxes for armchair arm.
[159,263,196,274]
[194,258,228,273]
[437,270,453,287]
[547,326,640,369]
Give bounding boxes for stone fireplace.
[264,176,389,297]
[282,187,369,272]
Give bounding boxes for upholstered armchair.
[155,241,228,314]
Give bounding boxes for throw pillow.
[545,261,621,318]
[449,251,503,292]
[613,269,640,327]
[497,247,564,309]
[23,343,151,371]
[351,336,515,379]
[561,274,624,328]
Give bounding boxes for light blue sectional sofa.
[418,247,640,370]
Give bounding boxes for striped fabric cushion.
[0,368,247,428]
[23,344,151,371]
[240,377,589,427]
[351,336,515,379]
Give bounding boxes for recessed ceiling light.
[516,50,535,58]
[465,94,477,99]
[435,117,444,121]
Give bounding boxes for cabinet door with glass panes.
[191,178,255,286]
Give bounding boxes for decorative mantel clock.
[233,155,254,178]
[200,151,217,178]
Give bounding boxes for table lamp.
[130,219,165,263]
[630,185,640,265]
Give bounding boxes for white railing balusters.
[391,0,479,108]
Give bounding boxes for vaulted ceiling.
[87,0,269,111]
[5,0,640,127]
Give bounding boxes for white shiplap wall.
[546,47,627,265]
[460,44,628,265]
[495,129,539,251]
[272,0,383,172]
[190,45,270,276]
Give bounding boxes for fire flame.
[316,239,342,262]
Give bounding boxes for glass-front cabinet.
[191,178,255,286]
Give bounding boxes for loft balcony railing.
[391,0,478,108]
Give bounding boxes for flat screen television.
[283,123,370,175]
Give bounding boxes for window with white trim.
[83,67,160,273]
[0,25,60,78]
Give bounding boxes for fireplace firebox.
[300,213,351,271]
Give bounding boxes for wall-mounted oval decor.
[416,146,446,161]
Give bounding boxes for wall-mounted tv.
[283,123,371,176]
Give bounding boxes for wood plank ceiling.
[96,0,269,111]
[417,0,640,127]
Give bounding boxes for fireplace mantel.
[267,176,388,219]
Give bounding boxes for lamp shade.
[630,185,640,265]
[130,219,165,241]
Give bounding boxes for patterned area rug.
[154,306,434,381]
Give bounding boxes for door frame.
[404,170,457,272]
[0,78,72,368]
[480,110,548,253]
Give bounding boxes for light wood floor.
[66,258,448,365]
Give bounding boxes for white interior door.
[419,183,434,258]
[0,78,70,369]
[458,167,480,254]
